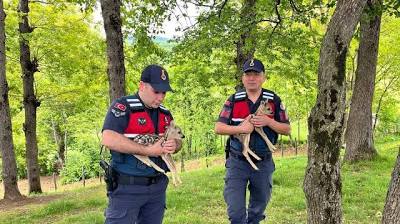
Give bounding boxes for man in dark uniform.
[215,58,291,224]
[102,64,181,224]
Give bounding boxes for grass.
[0,136,399,224]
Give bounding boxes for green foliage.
[4,2,108,178]
[1,0,399,188]
[60,150,91,184]
[373,16,400,135]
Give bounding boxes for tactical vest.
[229,89,278,154]
[111,95,172,176]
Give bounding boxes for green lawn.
[0,136,398,224]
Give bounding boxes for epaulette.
[262,89,275,101]
[125,96,144,111]
[233,90,247,101]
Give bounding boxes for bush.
[60,150,92,184]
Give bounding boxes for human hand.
[239,115,254,134]
[250,114,271,128]
[161,139,177,154]
[146,138,165,156]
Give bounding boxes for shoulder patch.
[114,103,126,112]
[111,108,126,117]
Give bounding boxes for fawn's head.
[165,120,185,140]
[257,100,273,116]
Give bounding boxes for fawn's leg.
[134,155,166,174]
[161,154,181,186]
[255,128,276,152]
[242,134,259,170]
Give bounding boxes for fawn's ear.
[169,120,175,126]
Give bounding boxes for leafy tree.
[0,0,23,200]
[4,2,108,181]
[18,0,42,194]
[233,0,257,89]
[100,0,126,102]
[344,0,382,162]
[303,0,367,223]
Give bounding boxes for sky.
[93,2,199,39]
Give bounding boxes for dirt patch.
[0,194,63,212]
[0,176,102,212]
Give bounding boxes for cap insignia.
[161,69,167,80]
[249,59,254,66]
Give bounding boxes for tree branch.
[187,0,216,8]
[289,0,304,13]
[265,0,282,47]
[29,0,54,5]
[218,0,229,18]
[373,76,399,133]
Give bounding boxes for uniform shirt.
[102,92,173,176]
[217,89,290,153]
[103,93,172,134]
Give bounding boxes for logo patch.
[114,103,126,112]
[138,118,146,125]
[111,108,126,117]
[220,109,231,119]
[280,103,286,111]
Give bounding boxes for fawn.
[126,120,184,186]
[234,100,276,170]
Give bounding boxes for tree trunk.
[100,0,126,102]
[0,0,23,200]
[18,0,42,194]
[51,120,65,172]
[382,149,400,223]
[234,0,256,90]
[303,0,367,223]
[344,0,381,162]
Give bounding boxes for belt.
[117,174,165,186]
[229,152,272,163]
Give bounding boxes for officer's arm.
[102,130,164,156]
[215,119,253,135]
[263,118,291,135]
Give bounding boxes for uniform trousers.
[224,152,275,224]
[105,175,168,224]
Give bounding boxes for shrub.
[60,150,91,184]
